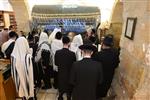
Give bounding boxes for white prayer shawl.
[35,32,50,62]
[1,39,15,56]
[48,28,61,44]
[70,34,83,61]
[51,39,63,71]
[11,37,34,98]
[38,32,49,46]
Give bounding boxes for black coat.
[93,48,120,97]
[4,42,15,59]
[70,58,103,100]
[55,48,76,92]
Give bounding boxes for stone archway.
[105,0,123,48]
[9,0,30,33]
[110,0,123,47]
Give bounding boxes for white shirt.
[51,39,63,71]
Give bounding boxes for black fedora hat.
[79,44,97,51]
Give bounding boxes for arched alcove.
[105,0,123,47]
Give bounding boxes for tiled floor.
[16,88,67,100]
[37,88,57,100]
[36,88,115,100]
[36,88,67,100]
[16,88,115,100]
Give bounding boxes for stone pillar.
[113,0,150,99]
[9,0,30,33]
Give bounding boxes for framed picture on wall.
[125,17,137,40]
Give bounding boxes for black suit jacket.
[55,48,76,92]
[70,58,103,100]
[93,48,120,97]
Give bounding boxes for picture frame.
[124,17,137,40]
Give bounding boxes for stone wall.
[9,0,30,33]
[113,0,150,100]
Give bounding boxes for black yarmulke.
[103,35,113,46]
[62,36,70,44]
[9,31,17,38]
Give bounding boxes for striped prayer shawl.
[11,54,34,99]
[11,37,34,99]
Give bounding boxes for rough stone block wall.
[112,0,150,100]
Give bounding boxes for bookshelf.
[9,12,17,30]
[0,11,17,30]
[0,11,5,30]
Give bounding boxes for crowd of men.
[0,26,120,100]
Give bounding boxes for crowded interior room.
[0,0,150,100]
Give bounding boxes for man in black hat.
[55,36,76,100]
[93,35,120,99]
[70,43,103,100]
